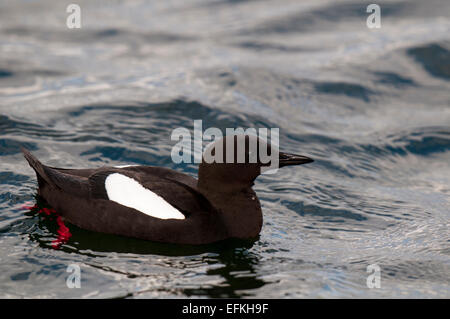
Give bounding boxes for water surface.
[0,0,449,298]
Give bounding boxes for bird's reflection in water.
[181,246,266,298]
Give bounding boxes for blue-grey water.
[0,0,449,298]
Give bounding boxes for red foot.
[52,216,72,249]
[23,203,72,249]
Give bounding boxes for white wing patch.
[104,173,185,220]
[114,165,138,168]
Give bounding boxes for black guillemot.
[22,135,313,245]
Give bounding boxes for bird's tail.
[21,148,53,188]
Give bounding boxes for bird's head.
[198,135,313,192]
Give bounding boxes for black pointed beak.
[279,152,314,167]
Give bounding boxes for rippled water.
[0,0,449,298]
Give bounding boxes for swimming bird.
[22,135,313,245]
